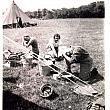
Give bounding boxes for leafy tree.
[42,8,48,17]
[25,1,105,19]
[33,11,38,18]
[37,9,42,18]
[45,11,54,19]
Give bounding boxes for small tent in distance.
[3,0,37,29]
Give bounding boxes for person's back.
[28,38,39,55]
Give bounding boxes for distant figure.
[17,17,23,28]
[46,33,62,60]
[23,35,39,57]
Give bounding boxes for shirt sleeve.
[23,40,28,46]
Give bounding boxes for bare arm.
[25,39,33,47]
[63,53,72,62]
[23,41,28,46]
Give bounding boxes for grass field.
[3,18,104,110]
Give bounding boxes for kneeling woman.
[63,46,93,81]
[46,33,62,60]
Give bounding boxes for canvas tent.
[3,1,37,28]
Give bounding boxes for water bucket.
[38,59,53,76]
[41,66,51,76]
[38,60,51,76]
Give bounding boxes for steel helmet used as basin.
[40,83,53,98]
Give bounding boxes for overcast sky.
[2,0,103,12]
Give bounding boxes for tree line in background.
[25,1,104,19]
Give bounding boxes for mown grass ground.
[3,66,104,110]
[3,19,104,110]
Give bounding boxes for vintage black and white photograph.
[2,0,105,109]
